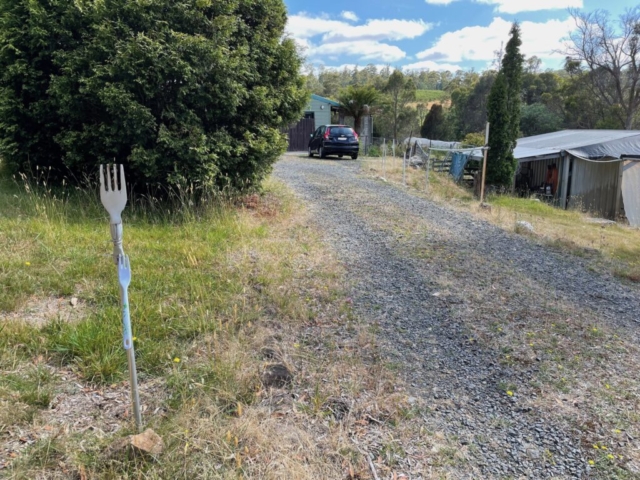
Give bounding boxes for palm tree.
[337,85,379,135]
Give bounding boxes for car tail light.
[353,131,359,141]
[324,128,330,140]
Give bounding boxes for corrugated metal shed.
[622,159,640,227]
[512,130,640,220]
[514,129,640,161]
[567,159,622,217]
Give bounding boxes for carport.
[512,130,640,222]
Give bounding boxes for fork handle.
[121,287,133,350]
[110,222,124,265]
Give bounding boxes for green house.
[304,94,341,127]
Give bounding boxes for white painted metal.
[99,164,143,432]
[622,160,640,227]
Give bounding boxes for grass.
[0,169,438,478]
[362,156,640,282]
[415,90,449,103]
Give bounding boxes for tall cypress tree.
[502,23,524,150]
[486,23,524,188]
[486,73,512,185]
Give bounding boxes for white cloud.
[286,13,432,63]
[287,14,432,43]
[322,19,432,43]
[341,11,359,22]
[425,0,583,13]
[415,17,574,65]
[309,41,407,63]
[318,63,390,72]
[477,0,582,14]
[286,14,348,40]
[402,60,465,71]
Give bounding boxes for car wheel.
[351,153,358,160]
[338,154,343,158]
[308,146,314,157]
[319,147,326,159]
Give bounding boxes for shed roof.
[514,129,640,162]
[310,94,340,107]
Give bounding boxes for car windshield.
[329,127,354,136]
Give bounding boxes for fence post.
[480,122,490,204]
[382,138,386,180]
[403,151,407,187]
[425,145,432,193]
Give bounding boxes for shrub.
[0,0,307,191]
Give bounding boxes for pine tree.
[486,22,523,187]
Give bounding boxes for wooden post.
[480,122,490,204]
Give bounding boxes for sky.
[283,0,638,73]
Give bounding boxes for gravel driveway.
[274,155,640,479]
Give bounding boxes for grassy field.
[0,172,423,478]
[362,156,640,283]
[415,90,449,103]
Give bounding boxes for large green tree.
[0,0,307,190]
[565,8,640,129]
[486,22,523,187]
[384,70,416,143]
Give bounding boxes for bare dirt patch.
[0,296,86,327]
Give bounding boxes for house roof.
[514,129,640,162]
[310,94,340,107]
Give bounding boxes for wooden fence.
[283,118,315,152]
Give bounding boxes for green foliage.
[448,71,496,139]
[337,84,379,134]
[486,73,515,186]
[415,90,449,102]
[420,104,447,139]
[502,23,524,148]
[486,23,522,187]
[384,70,417,142]
[0,0,307,190]
[520,104,563,137]
[463,131,486,146]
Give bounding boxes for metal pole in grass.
[382,138,387,180]
[480,122,490,204]
[99,164,143,432]
[403,151,407,187]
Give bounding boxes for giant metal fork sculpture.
[99,164,142,431]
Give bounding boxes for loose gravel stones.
[274,156,640,479]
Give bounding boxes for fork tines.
[100,164,126,192]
